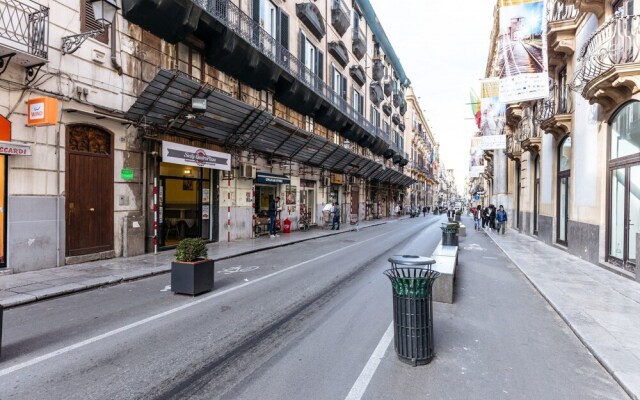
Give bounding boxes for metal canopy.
[125,70,415,186]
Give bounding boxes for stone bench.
[431,243,458,304]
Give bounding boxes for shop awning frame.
[125,69,415,187]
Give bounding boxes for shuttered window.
[81,0,108,44]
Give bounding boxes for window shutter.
[279,10,289,50]
[299,31,306,65]
[331,65,335,91]
[316,50,324,82]
[252,0,260,22]
[359,93,363,114]
[82,0,108,43]
[341,76,347,99]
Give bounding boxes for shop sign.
[0,115,10,141]
[162,141,231,171]
[27,97,59,126]
[0,141,31,156]
[256,172,290,185]
[330,173,344,184]
[121,168,134,180]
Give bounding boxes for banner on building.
[162,141,231,171]
[469,136,484,178]
[480,78,506,150]
[470,166,486,178]
[480,135,507,150]
[498,0,548,103]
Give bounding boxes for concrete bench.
[458,224,466,237]
[431,243,458,304]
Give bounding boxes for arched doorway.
[66,125,114,256]
[607,101,639,271]
[515,160,521,230]
[557,135,571,246]
[533,154,540,235]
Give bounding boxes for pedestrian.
[482,205,490,228]
[474,204,482,231]
[489,204,497,230]
[331,202,341,230]
[322,202,333,226]
[422,206,427,217]
[496,205,508,234]
[394,203,400,217]
[268,196,281,238]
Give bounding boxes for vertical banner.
[498,0,549,103]
[469,136,485,178]
[480,78,506,137]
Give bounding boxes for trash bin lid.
[388,255,435,266]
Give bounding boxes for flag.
[470,90,481,129]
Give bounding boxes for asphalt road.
[0,216,629,399]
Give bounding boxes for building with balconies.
[0,0,436,273]
[483,0,640,280]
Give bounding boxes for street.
[0,216,629,399]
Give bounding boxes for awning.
[256,172,290,185]
[125,70,416,187]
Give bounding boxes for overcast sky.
[368,0,496,193]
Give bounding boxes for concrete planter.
[171,259,215,296]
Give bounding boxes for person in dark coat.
[331,202,341,230]
[489,204,497,230]
[268,196,280,238]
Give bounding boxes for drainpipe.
[111,16,123,75]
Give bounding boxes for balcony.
[571,13,640,112]
[331,0,349,37]
[352,26,366,60]
[547,0,579,60]
[122,0,399,158]
[568,0,605,18]
[369,82,383,105]
[537,83,573,141]
[296,2,326,40]
[505,133,522,161]
[328,40,349,68]
[372,58,384,81]
[0,0,48,74]
[518,107,541,153]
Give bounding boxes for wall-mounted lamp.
[62,0,119,55]
[184,169,192,174]
[343,139,350,151]
[191,97,207,113]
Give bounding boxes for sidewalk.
[0,217,406,308]
[479,218,640,400]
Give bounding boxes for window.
[383,121,390,137]
[299,31,324,88]
[177,43,204,80]
[352,88,364,115]
[252,0,289,60]
[331,64,347,102]
[370,106,380,128]
[81,0,108,44]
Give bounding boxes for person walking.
[268,196,281,238]
[474,204,483,231]
[422,206,427,217]
[331,202,341,230]
[489,204,497,230]
[496,205,508,234]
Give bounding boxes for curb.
[486,230,638,400]
[1,220,389,309]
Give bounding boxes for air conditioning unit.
[322,177,330,187]
[349,176,358,185]
[239,163,257,179]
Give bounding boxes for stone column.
[494,149,509,206]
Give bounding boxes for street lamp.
[62,0,119,55]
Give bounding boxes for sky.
[368,0,497,194]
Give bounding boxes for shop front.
[299,179,316,225]
[254,172,290,236]
[157,141,227,248]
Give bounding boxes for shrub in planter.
[171,238,214,296]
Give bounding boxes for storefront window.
[610,101,640,159]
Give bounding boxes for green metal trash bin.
[441,223,459,246]
[384,255,439,366]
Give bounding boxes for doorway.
[557,136,571,246]
[66,125,113,257]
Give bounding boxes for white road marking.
[160,285,171,292]
[344,322,394,400]
[0,230,395,378]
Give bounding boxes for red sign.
[0,114,10,142]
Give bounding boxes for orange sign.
[0,115,9,142]
[27,97,59,126]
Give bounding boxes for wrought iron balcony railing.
[572,13,640,92]
[547,0,578,23]
[537,83,574,122]
[194,0,397,151]
[0,0,49,59]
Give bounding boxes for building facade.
[0,0,439,272]
[482,0,639,280]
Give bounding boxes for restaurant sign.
[162,141,231,171]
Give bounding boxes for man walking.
[331,202,341,230]
[496,205,508,234]
[474,204,483,231]
[268,196,281,238]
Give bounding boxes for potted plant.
[455,210,462,222]
[171,238,214,296]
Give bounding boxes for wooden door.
[66,126,113,256]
